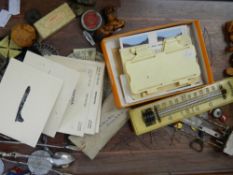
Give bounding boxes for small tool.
[183,115,222,139]
[0,140,79,151]
[0,150,75,168]
[2,157,72,175]
[198,125,222,139]
[83,30,95,46]
[52,152,75,168]
[204,118,227,129]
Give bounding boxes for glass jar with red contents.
[81,10,102,31]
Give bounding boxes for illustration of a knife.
[15,86,31,122]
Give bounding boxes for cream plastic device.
[120,34,201,99]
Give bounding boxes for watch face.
[0,159,4,175]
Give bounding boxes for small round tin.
[81,10,102,31]
[211,108,223,119]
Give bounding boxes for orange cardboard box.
[101,20,214,108]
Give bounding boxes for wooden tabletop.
[1,0,233,174]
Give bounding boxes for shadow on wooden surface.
[0,0,233,174]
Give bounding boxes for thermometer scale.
[129,78,233,135]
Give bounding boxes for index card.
[24,51,80,137]
[0,59,63,147]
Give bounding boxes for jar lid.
[81,10,102,31]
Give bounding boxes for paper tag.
[8,0,20,15]
[0,9,11,27]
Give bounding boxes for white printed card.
[0,59,63,147]
[24,51,80,137]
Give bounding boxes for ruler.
[129,78,233,135]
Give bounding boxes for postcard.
[120,33,149,48]
[119,25,190,50]
[47,55,104,136]
[24,51,80,137]
[0,59,63,147]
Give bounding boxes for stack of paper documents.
[0,50,105,147]
[47,55,105,136]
